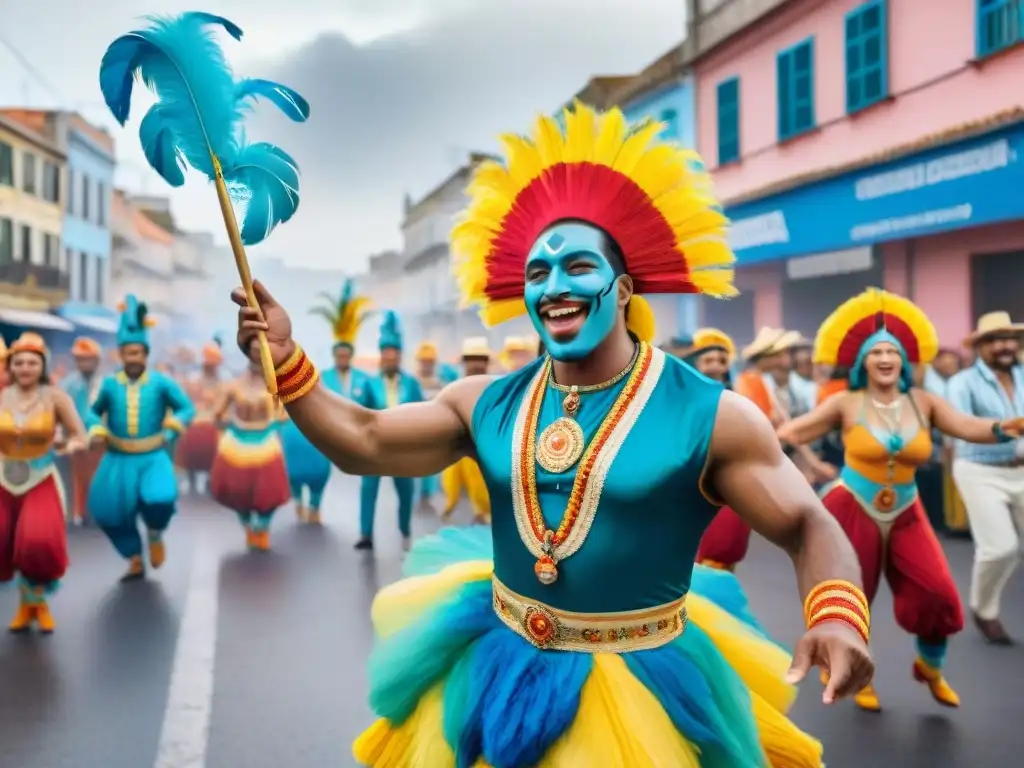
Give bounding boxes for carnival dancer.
[60,336,104,525]
[352,311,424,552]
[779,288,1024,712]
[687,329,752,572]
[284,280,372,524]
[236,103,874,768]
[87,296,195,581]
[1,333,87,633]
[948,311,1024,645]
[209,337,291,551]
[439,337,492,524]
[175,335,224,495]
[413,341,443,511]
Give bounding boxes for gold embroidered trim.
[509,346,666,564]
[492,577,687,653]
[107,434,165,454]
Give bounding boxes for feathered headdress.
[99,12,310,393]
[202,333,224,364]
[690,327,736,359]
[116,294,155,348]
[814,288,938,389]
[310,279,372,348]
[451,101,737,342]
[378,310,403,351]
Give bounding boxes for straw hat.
[963,311,1024,347]
[777,331,812,351]
[461,337,492,359]
[740,327,789,361]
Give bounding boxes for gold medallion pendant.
[873,485,896,513]
[535,417,585,474]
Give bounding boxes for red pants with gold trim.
[0,475,69,587]
[822,484,963,641]
[696,506,751,569]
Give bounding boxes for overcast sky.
[0,1,685,271]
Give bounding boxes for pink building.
[689,0,1024,348]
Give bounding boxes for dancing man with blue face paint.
[780,288,1024,713]
[234,103,873,767]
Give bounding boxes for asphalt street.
[1,471,1022,768]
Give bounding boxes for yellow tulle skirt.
[353,527,824,768]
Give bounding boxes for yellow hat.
[461,337,491,359]
[416,341,439,361]
[691,328,736,359]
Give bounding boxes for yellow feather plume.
[451,101,738,328]
[310,280,373,347]
[814,287,938,366]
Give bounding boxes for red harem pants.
[821,484,963,641]
[0,475,69,586]
[69,447,104,520]
[696,506,751,569]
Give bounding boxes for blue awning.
[0,308,74,331]
[69,315,118,334]
[56,302,120,334]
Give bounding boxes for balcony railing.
[0,261,70,291]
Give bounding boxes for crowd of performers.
[3,101,1024,767]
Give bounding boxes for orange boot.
[307,509,322,525]
[8,601,33,633]
[913,658,960,707]
[34,601,55,634]
[148,535,166,569]
[121,555,145,582]
[854,684,882,712]
[254,530,271,551]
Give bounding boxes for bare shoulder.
[907,385,935,415]
[438,374,500,428]
[710,390,782,461]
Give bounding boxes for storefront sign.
[726,122,1024,265]
[786,247,873,280]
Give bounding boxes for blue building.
[49,112,119,347]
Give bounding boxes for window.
[42,161,61,204]
[977,0,1024,58]
[0,143,12,186]
[81,174,91,220]
[63,246,71,274]
[19,225,32,262]
[658,108,679,140]
[0,218,11,263]
[777,38,816,141]
[95,256,105,304]
[67,168,75,215]
[22,151,37,194]
[43,233,58,267]
[716,77,741,165]
[78,251,89,301]
[845,1,888,113]
[97,182,107,226]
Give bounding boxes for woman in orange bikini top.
[0,332,87,635]
[779,289,1024,714]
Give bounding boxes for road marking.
[154,536,220,768]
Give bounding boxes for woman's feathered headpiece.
[814,288,938,368]
[451,101,738,335]
[310,279,372,348]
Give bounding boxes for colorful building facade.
[693,0,1024,346]
[0,112,72,340]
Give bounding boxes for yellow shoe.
[295,505,307,522]
[34,602,55,634]
[913,658,960,707]
[307,510,321,525]
[8,602,33,633]
[149,538,166,569]
[854,684,882,712]
[122,555,145,582]
[254,530,271,551]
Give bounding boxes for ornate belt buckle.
[3,460,30,486]
[873,486,896,513]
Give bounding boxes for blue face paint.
[850,329,913,391]
[524,222,621,361]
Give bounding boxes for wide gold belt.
[491,577,687,653]
[107,434,165,454]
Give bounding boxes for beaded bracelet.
[803,579,871,645]
[275,345,320,405]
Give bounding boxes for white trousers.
[952,459,1024,620]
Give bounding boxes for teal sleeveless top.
[471,345,724,613]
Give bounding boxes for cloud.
[248,0,684,270]
[0,0,684,271]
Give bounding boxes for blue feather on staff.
[98,12,310,245]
